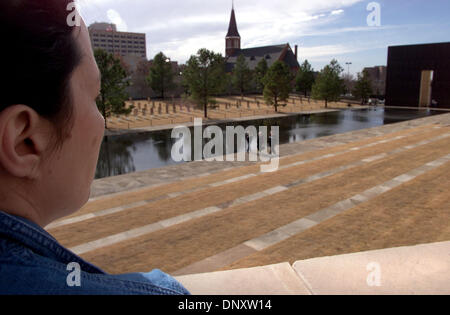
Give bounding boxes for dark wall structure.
[385,42,450,109]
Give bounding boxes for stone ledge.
[293,241,450,295]
[176,262,312,295]
[175,241,450,295]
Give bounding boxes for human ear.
[0,105,50,179]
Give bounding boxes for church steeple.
[225,2,241,57]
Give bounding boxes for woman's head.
[0,0,82,147]
[0,1,105,226]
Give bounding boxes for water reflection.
[95,108,443,179]
[95,137,136,179]
[153,132,175,162]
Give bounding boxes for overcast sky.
[77,0,450,75]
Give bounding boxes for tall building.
[363,66,387,96]
[224,6,300,73]
[88,22,147,60]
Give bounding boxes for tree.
[182,48,226,118]
[94,49,131,129]
[311,59,344,108]
[131,59,152,98]
[232,54,252,99]
[147,52,175,99]
[353,70,373,104]
[295,60,315,97]
[224,72,234,96]
[342,73,355,96]
[254,58,268,93]
[114,54,132,76]
[262,61,293,112]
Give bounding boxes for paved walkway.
[46,112,450,277]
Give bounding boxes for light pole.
[345,62,352,77]
[345,62,352,96]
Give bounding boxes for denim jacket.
[0,211,190,295]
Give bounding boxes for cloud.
[300,44,354,61]
[107,9,128,31]
[331,9,344,15]
[77,0,366,62]
[301,25,407,37]
[299,42,388,63]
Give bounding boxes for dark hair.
[0,0,83,149]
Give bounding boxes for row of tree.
[296,59,374,107]
[182,49,300,116]
[94,48,374,127]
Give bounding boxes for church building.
[225,5,300,73]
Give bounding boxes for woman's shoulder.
[0,212,189,295]
[0,244,188,295]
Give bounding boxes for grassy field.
[106,94,363,130]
